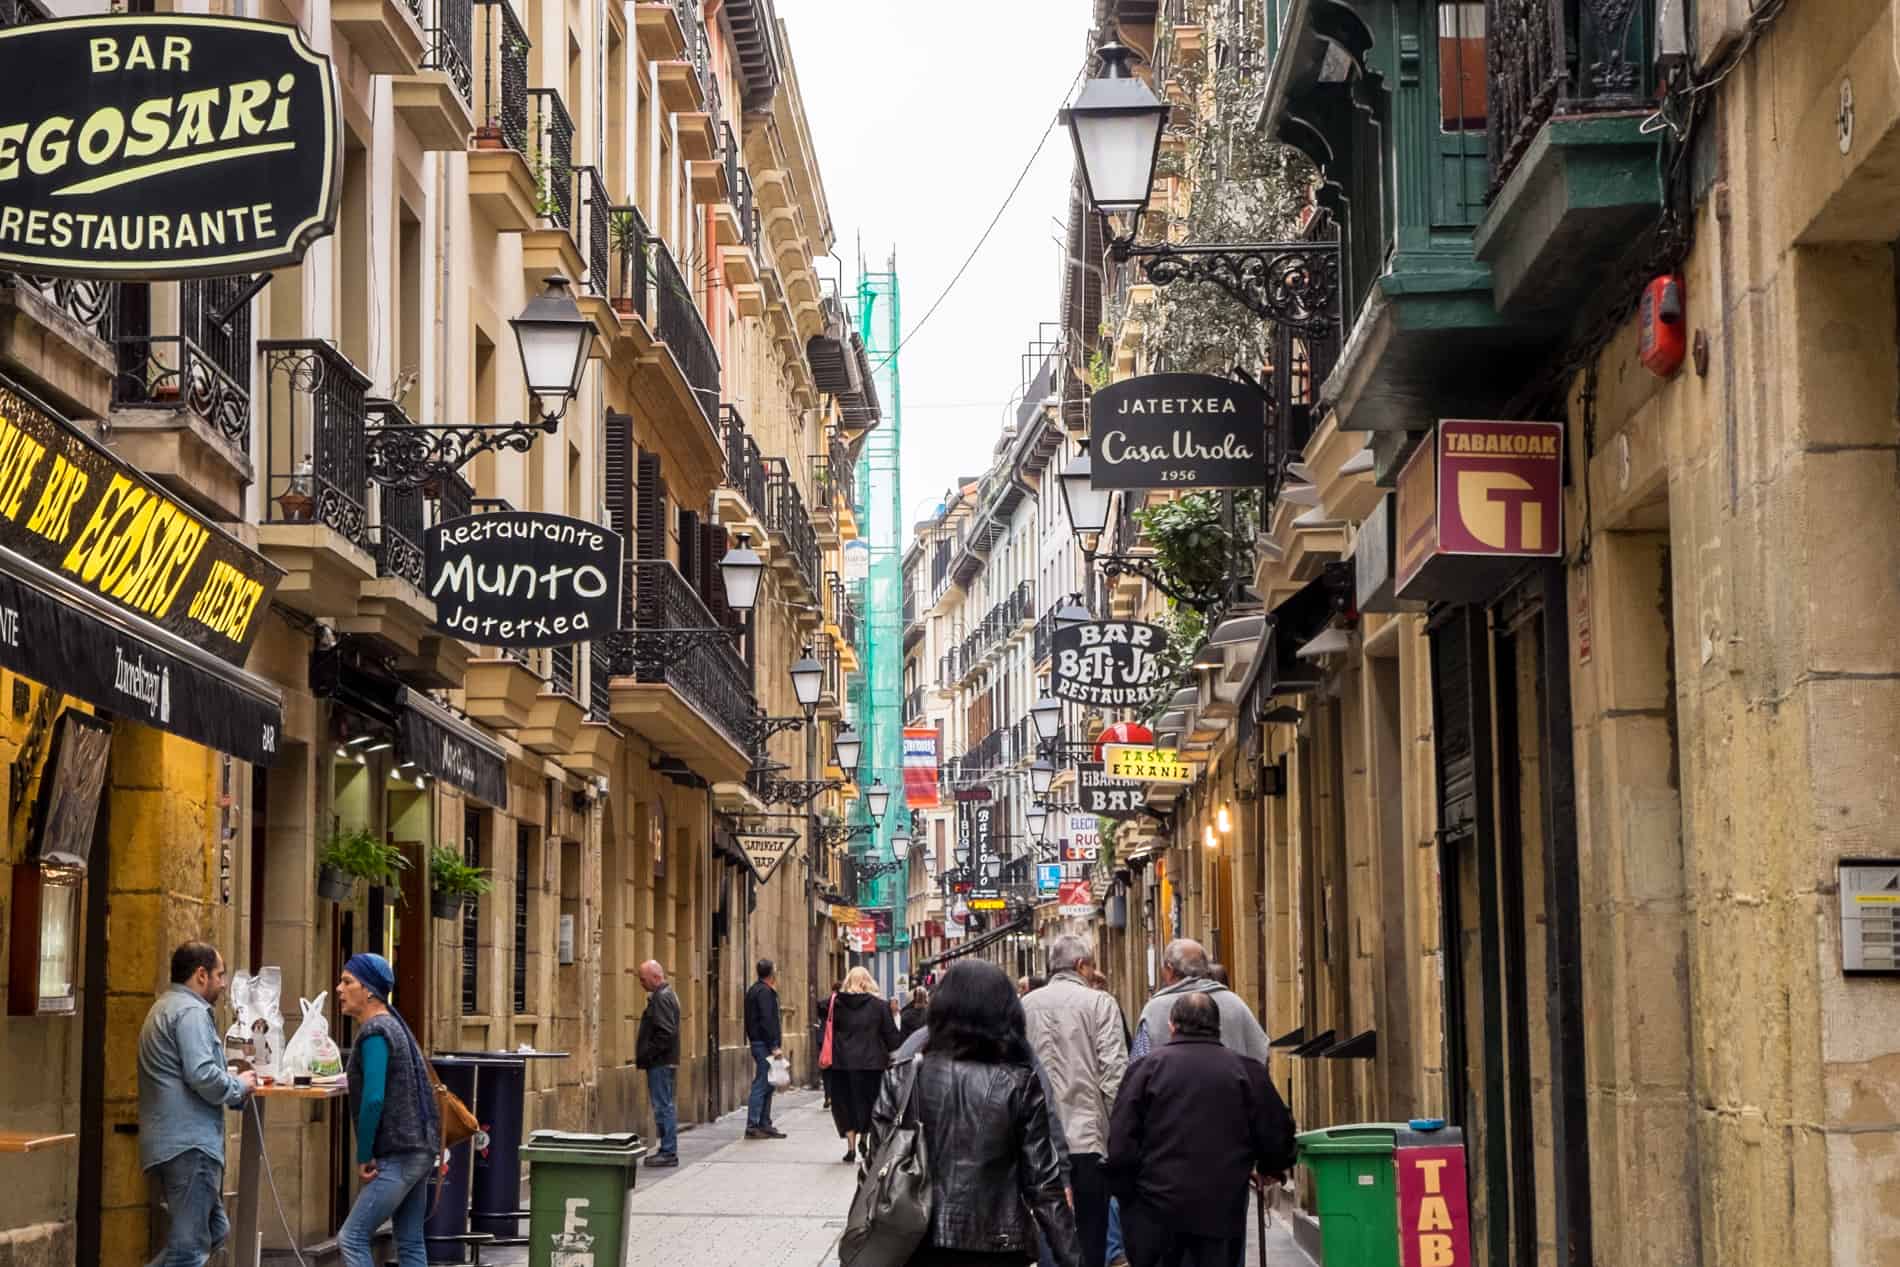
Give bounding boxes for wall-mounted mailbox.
[1842,860,1900,976]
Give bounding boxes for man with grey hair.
[1024,932,1127,1267]
[1130,938,1268,1067]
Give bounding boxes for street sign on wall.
[0,16,342,279]
[426,511,623,647]
[1087,372,1267,490]
[1052,620,1168,708]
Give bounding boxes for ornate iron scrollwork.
[597,627,739,675]
[365,418,558,494]
[730,713,807,747]
[751,777,842,807]
[1123,241,1340,332]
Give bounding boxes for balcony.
[815,638,844,723]
[347,0,475,149]
[0,273,114,419]
[520,88,586,286]
[468,0,537,232]
[255,339,377,619]
[608,561,757,784]
[1472,0,1661,328]
[396,473,475,687]
[569,639,624,779]
[905,685,926,726]
[1032,607,1058,668]
[331,399,442,666]
[656,2,711,115]
[333,0,429,76]
[520,640,586,756]
[710,403,770,545]
[762,458,819,608]
[570,165,621,346]
[107,278,254,520]
[652,238,720,424]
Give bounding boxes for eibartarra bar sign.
[1051,620,1168,708]
[425,511,623,648]
[1087,372,1267,490]
[0,16,340,279]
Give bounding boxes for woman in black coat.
[827,966,900,1161]
[899,987,930,1039]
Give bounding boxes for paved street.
[487,1088,1313,1267]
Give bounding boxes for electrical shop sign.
[1087,373,1266,490]
[1052,620,1168,708]
[1396,420,1564,604]
[1078,762,1145,821]
[736,831,798,884]
[0,16,341,279]
[425,511,624,647]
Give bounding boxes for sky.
[774,0,1093,533]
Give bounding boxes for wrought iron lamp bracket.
[599,628,741,674]
[1037,738,1098,764]
[1112,239,1341,332]
[818,823,875,845]
[366,416,560,493]
[732,713,808,746]
[753,777,843,807]
[1092,550,1226,612]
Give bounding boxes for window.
[460,810,481,1014]
[1439,2,1488,130]
[513,825,531,1013]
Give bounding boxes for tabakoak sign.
[1087,372,1266,490]
[425,511,624,648]
[0,16,341,279]
[1052,620,1168,708]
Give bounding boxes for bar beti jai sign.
[0,15,340,279]
[1396,420,1564,604]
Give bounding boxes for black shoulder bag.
[839,1055,932,1267]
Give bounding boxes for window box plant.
[429,843,494,919]
[317,828,408,902]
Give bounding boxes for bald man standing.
[635,960,681,1167]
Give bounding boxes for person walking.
[1022,934,1127,1267]
[744,958,786,1140]
[335,952,442,1267]
[138,942,256,1267]
[1106,994,1297,1267]
[827,965,900,1163]
[899,986,930,1039]
[859,959,1081,1267]
[635,960,681,1167]
[819,981,842,1108]
[1129,940,1267,1065]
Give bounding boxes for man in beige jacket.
[1024,933,1129,1267]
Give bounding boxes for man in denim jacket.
[138,942,256,1267]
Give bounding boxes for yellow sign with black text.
[1101,744,1195,784]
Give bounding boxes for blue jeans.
[1107,1197,1125,1263]
[747,1041,775,1128]
[338,1150,433,1267]
[647,1065,678,1156]
[147,1149,228,1267]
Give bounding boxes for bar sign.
[1397,1144,1471,1267]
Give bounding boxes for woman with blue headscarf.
[336,953,441,1267]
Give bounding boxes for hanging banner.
[735,831,798,884]
[903,727,940,808]
[0,16,342,280]
[1087,372,1267,490]
[0,376,282,664]
[1059,878,1096,918]
[968,800,1004,910]
[1052,620,1168,708]
[1102,744,1195,784]
[1078,762,1146,820]
[425,511,623,647]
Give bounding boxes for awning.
[398,688,509,806]
[0,543,283,764]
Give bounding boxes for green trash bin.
[1297,1123,1402,1267]
[521,1129,647,1267]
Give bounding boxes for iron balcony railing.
[1008,716,1032,768]
[258,339,371,546]
[425,0,474,105]
[1032,607,1059,665]
[111,276,253,449]
[720,404,768,517]
[434,469,474,523]
[721,123,760,246]
[550,643,577,700]
[811,433,854,516]
[762,458,818,594]
[475,0,529,154]
[902,585,918,630]
[527,88,574,229]
[960,581,1034,669]
[625,560,756,749]
[905,685,925,725]
[1487,0,1656,198]
[840,595,860,651]
[589,637,614,719]
[367,400,427,588]
[576,165,612,300]
[652,238,719,423]
[1,274,114,348]
[609,204,650,320]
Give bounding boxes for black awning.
[919,916,1028,971]
[398,688,509,807]
[0,545,282,764]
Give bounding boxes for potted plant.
[317,828,407,901]
[608,210,642,316]
[429,843,493,919]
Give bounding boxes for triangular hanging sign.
[736,831,799,884]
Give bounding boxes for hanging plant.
[429,843,493,918]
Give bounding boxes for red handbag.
[818,992,838,1069]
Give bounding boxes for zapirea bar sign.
[0,16,340,279]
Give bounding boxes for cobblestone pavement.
[484,1088,1313,1267]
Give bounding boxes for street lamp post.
[788,648,823,1086]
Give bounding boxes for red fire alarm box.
[1639,274,1686,377]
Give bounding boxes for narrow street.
[492,1089,1314,1267]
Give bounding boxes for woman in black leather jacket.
[868,960,1082,1267]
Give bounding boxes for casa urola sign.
[1087,372,1267,490]
[0,16,341,279]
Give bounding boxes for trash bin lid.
[527,1130,643,1150]
[1296,1123,1402,1154]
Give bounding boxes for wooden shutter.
[702,523,736,629]
[1429,607,1479,840]
[678,508,701,590]
[636,448,666,561]
[603,411,634,625]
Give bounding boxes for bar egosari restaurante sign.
[0,16,340,279]
[1087,372,1266,490]
[425,512,624,647]
[1052,619,1168,708]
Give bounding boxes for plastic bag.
[767,1055,791,1089]
[281,993,344,1078]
